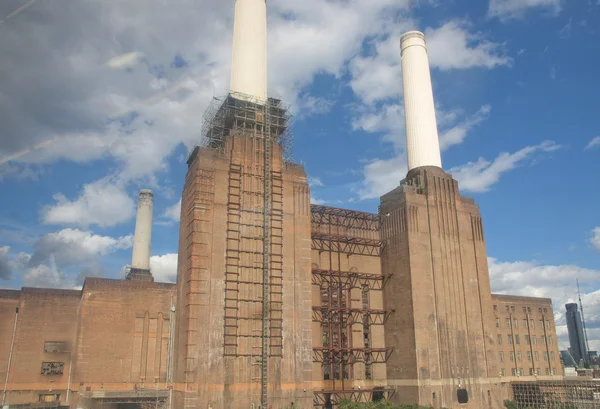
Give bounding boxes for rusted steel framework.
[311,234,382,256]
[313,388,396,407]
[312,269,392,290]
[312,306,393,326]
[313,347,394,364]
[310,205,380,229]
[511,379,600,409]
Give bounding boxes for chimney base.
[126,268,154,282]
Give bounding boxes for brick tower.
[171,1,313,408]
[380,31,502,409]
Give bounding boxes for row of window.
[500,367,557,376]
[497,334,553,346]
[495,318,551,330]
[494,305,549,314]
[499,350,555,362]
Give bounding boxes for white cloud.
[164,199,182,222]
[42,178,135,228]
[310,197,328,205]
[590,227,600,251]
[358,155,408,200]
[585,136,600,150]
[425,21,512,70]
[150,253,178,283]
[439,105,492,151]
[449,140,561,193]
[489,257,600,350]
[489,0,562,20]
[28,228,132,270]
[308,177,324,188]
[22,264,75,289]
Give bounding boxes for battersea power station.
[0,1,563,408]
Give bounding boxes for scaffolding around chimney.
[189,91,293,165]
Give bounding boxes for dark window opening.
[457,388,469,404]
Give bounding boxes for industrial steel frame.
[310,205,393,405]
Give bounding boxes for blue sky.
[0,0,599,349]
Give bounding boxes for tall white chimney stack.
[400,31,443,172]
[230,0,268,102]
[128,189,154,282]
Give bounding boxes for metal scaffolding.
[311,269,392,291]
[313,388,396,408]
[510,379,600,409]
[197,91,293,164]
[310,205,393,406]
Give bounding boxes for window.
[510,351,515,361]
[519,368,524,376]
[494,305,498,311]
[532,336,537,345]
[535,351,539,361]
[41,362,64,376]
[548,336,553,345]
[529,368,534,376]
[512,368,517,376]
[506,305,510,312]
[552,368,557,375]
[544,352,548,361]
[528,307,532,313]
[508,335,514,345]
[525,335,530,345]
[530,319,535,328]
[514,319,518,328]
[536,368,541,376]
[44,342,67,353]
[517,352,522,361]
[539,320,544,328]
[524,319,528,328]
[522,307,527,313]
[39,394,60,403]
[511,306,516,312]
[506,318,511,328]
[516,335,520,345]
[545,368,550,375]
[496,318,500,328]
[551,352,555,361]
[542,336,546,345]
[498,334,502,345]
[546,320,550,328]
[543,308,547,313]
[538,308,542,313]
[527,351,532,361]
[500,352,504,362]
[501,368,506,376]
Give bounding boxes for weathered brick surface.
[381,167,503,409]
[491,294,561,380]
[173,134,313,409]
[0,280,175,407]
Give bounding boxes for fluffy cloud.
[489,257,600,350]
[28,229,132,270]
[425,21,512,70]
[163,199,182,222]
[308,177,324,188]
[0,246,30,281]
[590,227,600,251]
[439,105,492,151]
[42,178,135,228]
[585,136,600,150]
[358,155,409,200]
[22,264,75,289]
[150,253,178,283]
[488,0,562,20]
[449,140,561,193]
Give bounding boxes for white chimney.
[230,0,267,102]
[400,31,443,171]
[131,189,153,273]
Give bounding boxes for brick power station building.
[0,1,562,408]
